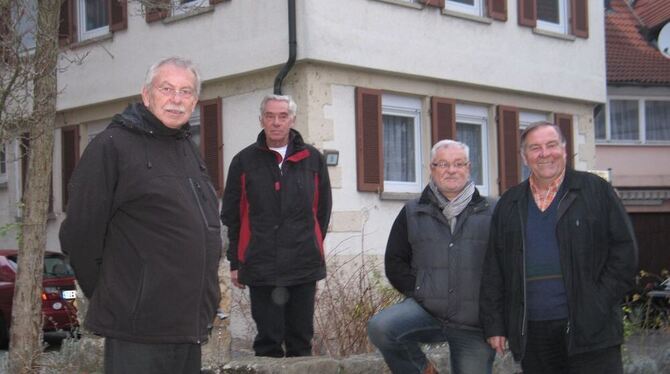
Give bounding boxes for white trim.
[381,94,423,193]
[455,103,489,196]
[444,0,483,17]
[78,0,109,41]
[536,0,568,35]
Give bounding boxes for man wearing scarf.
[368,140,497,374]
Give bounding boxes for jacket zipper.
[188,177,209,343]
[555,190,573,352]
[518,201,528,339]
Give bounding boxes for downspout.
[273,0,296,95]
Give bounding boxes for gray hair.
[259,94,297,118]
[430,139,470,162]
[144,57,202,97]
[520,121,565,152]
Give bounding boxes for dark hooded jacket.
[479,169,638,360]
[59,103,222,344]
[220,129,332,286]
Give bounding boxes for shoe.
[423,360,439,374]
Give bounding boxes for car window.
[7,255,75,278]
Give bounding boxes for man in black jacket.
[479,122,638,373]
[59,57,222,374]
[368,140,496,374]
[220,94,332,357]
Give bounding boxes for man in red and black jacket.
[220,94,332,357]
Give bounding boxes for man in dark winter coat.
[59,57,222,374]
[368,140,497,374]
[220,94,332,357]
[479,121,638,373]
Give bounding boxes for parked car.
[0,249,79,348]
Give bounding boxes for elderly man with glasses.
[368,139,497,374]
[60,57,222,374]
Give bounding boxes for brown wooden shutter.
[58,0,76,47]
[497,106,520,194]
[430,97,456,145]
[109,0,128,32]
[487,0,507,21]
[355,87,383,192]
[555,113,574,169]
[199,98,224,197]
[61,126,80,209]
[419,0,445,8]
[0,3,9,61]
[20,134,29,194]
[145,0,170,23]
[518,0,536,27]
[571,0,588,38]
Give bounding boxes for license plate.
[61,290,76,300]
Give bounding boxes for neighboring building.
[0,0,606,259]
[596,0,670,274]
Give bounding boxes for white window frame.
[445,0,483,17]
[78,0,109,41]
[536,0,568,35]
[597,96,670,145]
[172,0,210,16]
[455,104,489,196]
[381,94,423,193]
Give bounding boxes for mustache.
[164,105,186,113]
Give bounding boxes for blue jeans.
[368,298,494,374]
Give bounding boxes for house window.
[382,95,423,193]
[536,0,568,34]
[189,105,202,146]
[78,0,109,40]
[455,104,489,195]
[172,0,209,16]
[445,0,483,16]
[596,98,670,144]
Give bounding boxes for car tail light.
[42,286,60,301]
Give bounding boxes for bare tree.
[0,0,61,372]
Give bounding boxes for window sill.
[373,0,423,10]
[532,28,576,41]
[163,5,215,24]
[380,191,421,201]
[67,33,113,50]
[596,140,670,146]
[442,9,492,24]
[0,180,7,189]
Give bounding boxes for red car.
[0,249,79,347]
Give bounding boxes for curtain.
[645,101,670,141]
[383,114,415,182]
[610,100,639,140]
[457,123,482,185]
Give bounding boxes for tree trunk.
[7,1,60,373]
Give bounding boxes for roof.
[606,0,670,85]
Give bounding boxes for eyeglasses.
[155,86,195,99]
[431,161,469,170]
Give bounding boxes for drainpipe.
[273,0,296,95]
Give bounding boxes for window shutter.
[419,0,445,8]
[61,126,80,209]
[58,0,76,47]
[200,98,224,197]
[431,97,456,145]
[109,0,128,32]
[571,0,588,38]
[517,0,536,27]
[497,106,520,194]
[487,0,507,21]
[355,87,383,193]
[20,134,29,195]
[555,113,574,169]
[0,3,9,61]
[145,0,170,23]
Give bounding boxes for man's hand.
[487,336,507,356]
[230,270,246,289]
